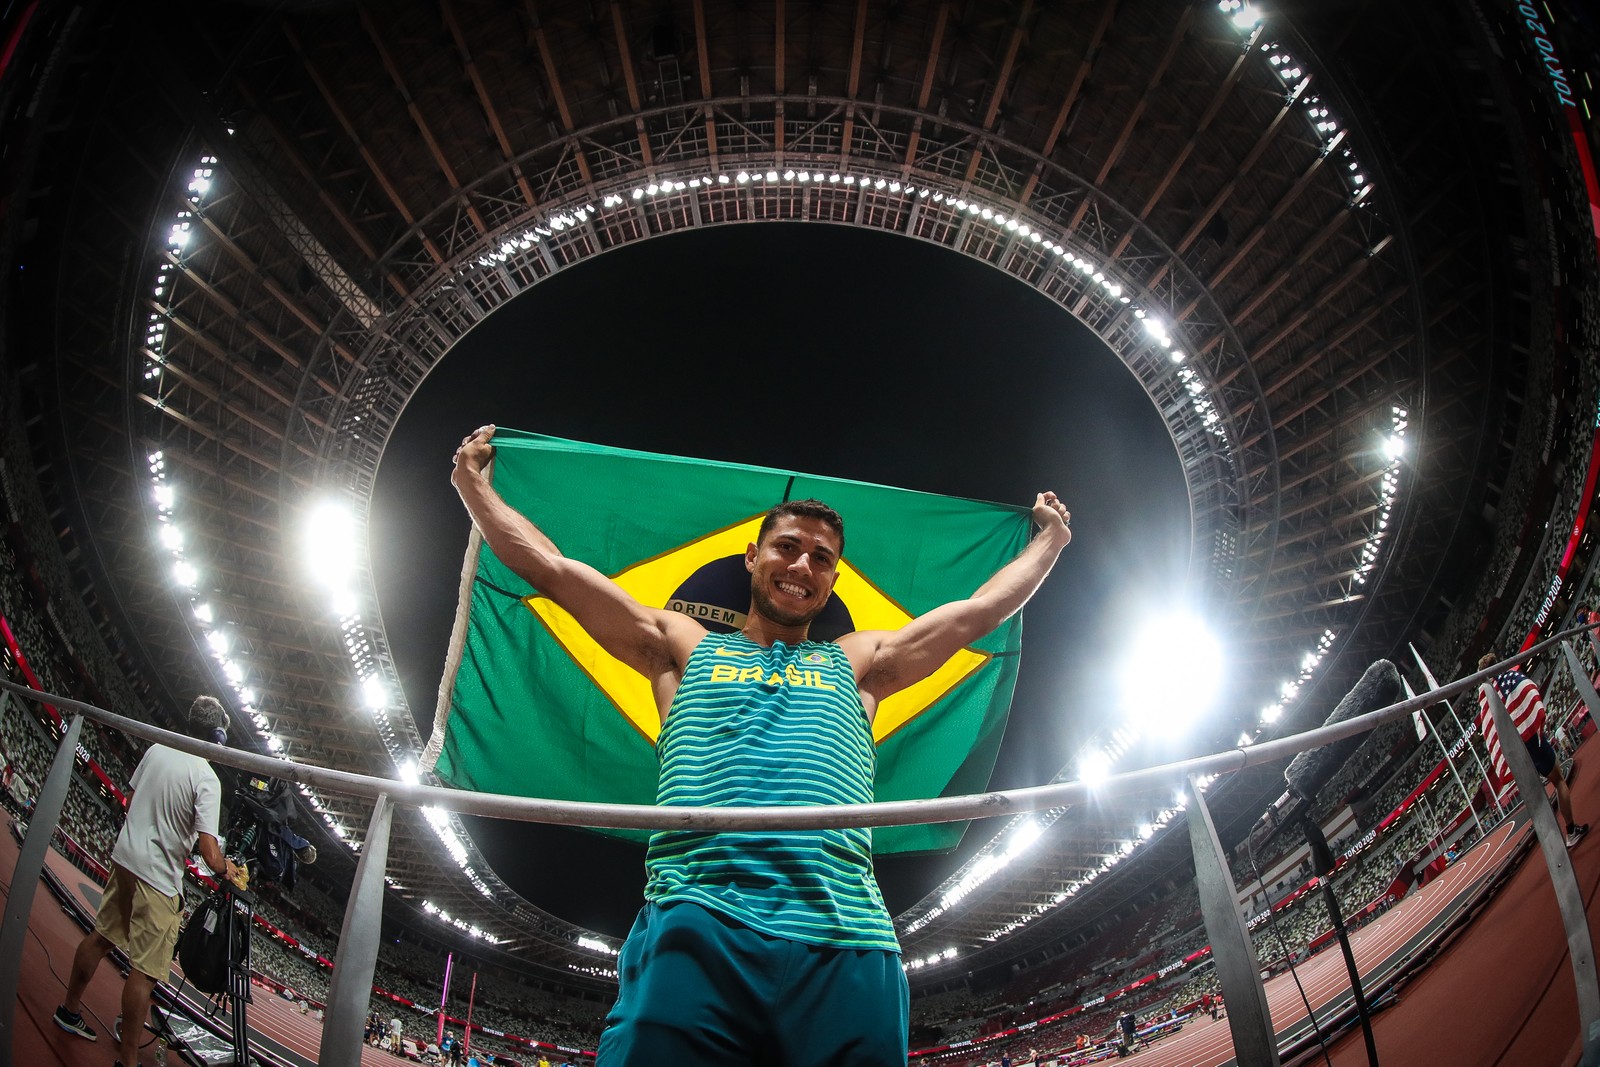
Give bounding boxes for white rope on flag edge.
[418,518,487,776]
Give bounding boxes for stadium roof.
[6,0,1577,990]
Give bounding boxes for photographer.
[52,695,242,1067]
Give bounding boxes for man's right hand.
[453,424,497,483]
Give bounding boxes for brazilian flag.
[422,429,1031,854]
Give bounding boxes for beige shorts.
[94,864,182,980]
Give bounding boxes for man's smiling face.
[745,515,841,629]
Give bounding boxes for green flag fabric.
[422,429,1031,854]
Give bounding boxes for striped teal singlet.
[643,631,900,953]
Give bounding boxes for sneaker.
[51,1005,96,1041]
[1568,823,1590,848]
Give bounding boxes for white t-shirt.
[111,743,222,897]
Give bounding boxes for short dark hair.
[185,694,229,740]
[756,498,845,556]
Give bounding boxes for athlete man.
[452,424,1072,1066]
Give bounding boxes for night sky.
[370,223,1192,938]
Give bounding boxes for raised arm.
[845,492,1071,708]
[450,425,702,678]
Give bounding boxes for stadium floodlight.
[173,560,199,588]
[1382,433,1405,460]
[302,496,359,591]
[206,629,231,657]
[330,588,359,619]
[158,524,183,550]
[1006,819,1044,856]
[1079,748,1112,788]
[361,674,388,710]
[1118,609,1224,732]
[193,601,213,623]
[1231,3,1261,29]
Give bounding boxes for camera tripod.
[213,881,257,1066]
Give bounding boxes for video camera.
[227,775,316,890]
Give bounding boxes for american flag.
[1475,669,1548,786]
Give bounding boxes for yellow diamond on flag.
[526,516,990,744]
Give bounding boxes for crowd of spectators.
[0,410,154,775]
[241,881,608,1056]
[0,692,123,866]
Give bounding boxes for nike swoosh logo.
[714,646,761,657]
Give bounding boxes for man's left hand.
[1033,491,1071,544]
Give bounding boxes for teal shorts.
[596,900,908,1066]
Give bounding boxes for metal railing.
[4,624,1600,1066]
